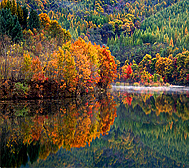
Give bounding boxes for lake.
[1,87,189,167]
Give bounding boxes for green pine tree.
[28,9,40,31]
[11,16,23,42]
[22,6,28,29]
[0,8,23,42]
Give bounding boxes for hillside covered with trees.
[0,0,188,100]
[0,0,189,167]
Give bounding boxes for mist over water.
[112,85,189,94]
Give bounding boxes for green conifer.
[22,6,28,29]
[28,9,40,31]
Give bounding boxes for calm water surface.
[1,87,189,167]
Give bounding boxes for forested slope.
[0,0,188,86]
[108,0,189,64]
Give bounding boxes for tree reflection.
[114,90,189,166]
[1,90,189,167]
[115,90,189,121]
[0,93,116,167]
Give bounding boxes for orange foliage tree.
[0,36,117,99]
[120,61,133,82]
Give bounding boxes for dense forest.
[0,0,189,167]
[0,0,188,100]
[0,0,117,99]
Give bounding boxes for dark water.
[1,88,189,167]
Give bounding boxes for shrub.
[133,82,140,86]
[116,82,120,86]
[165,83,170,87]
[14,82,29,96]
[152,83,159,87]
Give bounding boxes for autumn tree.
[155,54,173,82]
[97,45,117,89]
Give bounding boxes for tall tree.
[28,9,40,31]
[22,6,28,29]
[11,0,17,15]
[11,16,23,42]
[17,3,24,26]
[0,8,23,42]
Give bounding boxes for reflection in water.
[113,88,189,167]
[0,94,117,167]
[0,89,189,167]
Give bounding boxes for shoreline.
[0,78,188,100]
[0,79,107,100]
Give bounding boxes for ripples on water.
[0,87,189,167]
